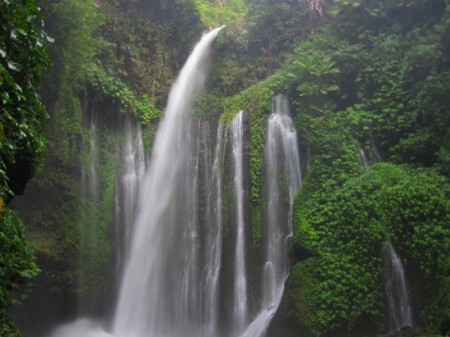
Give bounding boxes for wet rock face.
[5,153,37,201]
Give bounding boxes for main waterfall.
[113,27,224,337]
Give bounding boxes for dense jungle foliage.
[1,0,449,336]
[0,0,48,334]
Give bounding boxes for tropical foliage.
[0,0,50,201]
[0,209,39,336]
[220,1,449,336]
[292,164,450,336]
[0,0,49,333]
[192,0,247,28]
[1,0,450,336]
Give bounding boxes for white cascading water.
[202,122,225,336]
[175,118,201,331]
[231,110,249,334]
[263,95,301,307]
[238,95,301,337]
[382,242,413,333]
[113,117,145,282]
[356,142,370,171]
[78,113,100,315]
[49,27,223,337]
[172,119,223,336]
[113,26,224,337]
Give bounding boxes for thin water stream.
[382,242,413,333]
[231,110,249,334]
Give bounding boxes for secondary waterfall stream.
[382,242,413,333]
[78,112,100,315]
[237,95,302,337]
[231,110,249,334]
[263,95,301,309]
[113,117,145,287]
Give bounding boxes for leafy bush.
[0,209,39,332]
[0,0,51,199]
[291,163,450,336]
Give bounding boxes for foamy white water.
[48,319,113,337]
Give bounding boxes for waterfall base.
[381,326,415,337]
[48,319,112,337]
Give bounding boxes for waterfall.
[203,123,225,335]
[113,116,145,285]
[370,129,382,161]
[238,95,302,337]
[113,27,224,337]
[78,112,100,315]
[172,119,223,335]
[382,242,413,333]
[175,118,201,330]
[356,142,370,171]
[263,95,301,306]
[231,110,249,333]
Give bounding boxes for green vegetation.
[0,0,50,200]
[87,65,161,124]
[192,0,247,28]
[291,163,450,336]
[281,1,450,336]
[0,209,40,336]
[0,0,49,333]
[4,0,192,327]
[73,126,120,302]
[2,0,450,336]
[222,73,282,245]
[215,0,450,336]
[15,0,197,305]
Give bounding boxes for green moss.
[251,204,261,246]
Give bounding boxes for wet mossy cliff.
[1,1,449,337]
